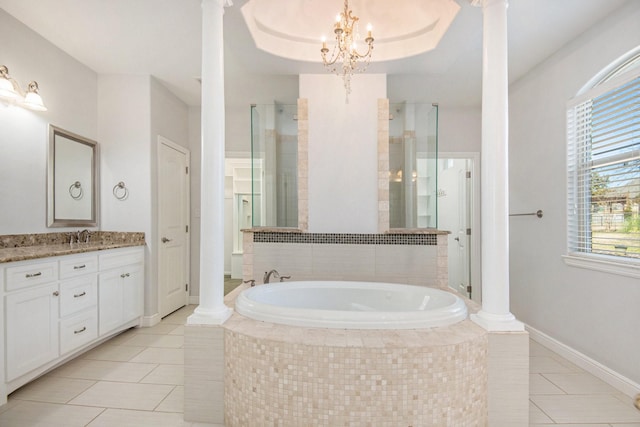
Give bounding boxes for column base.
[187,305,233,325]
[471,310,525,332]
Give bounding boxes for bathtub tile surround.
[243,229,449,288]
[224,313,488,426]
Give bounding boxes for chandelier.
[320,0,374,102]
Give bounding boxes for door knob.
[454,237,460,241]
[161,237,172,243]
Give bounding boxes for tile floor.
[529,339,640,426]
[0,304,638,426]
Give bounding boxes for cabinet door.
[98,269,123,336]
[5,284,59,381]
[122,263,144,323]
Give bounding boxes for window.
[567,64,639,267]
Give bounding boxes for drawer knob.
[74,326,87,334]
[25,272,42,278]
[53,291,59,297]
[73,264,87,270]
[74,291,87,298]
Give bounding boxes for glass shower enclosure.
[249,101,438,230]
[388,103,439,229]
[250,103,299,228]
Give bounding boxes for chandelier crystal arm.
[319,0,374,102]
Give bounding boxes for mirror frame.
[47,125,99,227]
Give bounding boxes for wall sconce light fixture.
[0,65,47,111]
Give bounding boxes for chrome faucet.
[78,229,91,243]
[263,269,279,284]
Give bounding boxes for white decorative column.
[470,0,523,332]
[188,0,232,326]
[184,1,233,423]
[470,1,528,424]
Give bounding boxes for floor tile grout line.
[529,397,558,424]
[152,384,179,412]
[83,406,108,427]
[538,372,571,395]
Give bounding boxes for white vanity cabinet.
[1,245,144,399]
[98,248,144,336]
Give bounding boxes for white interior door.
[158,137,190,317]
[439,158,474,298]
[455,164,471,297]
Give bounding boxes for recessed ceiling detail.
[241,0,461,63]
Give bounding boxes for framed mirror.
[47,125,99,227]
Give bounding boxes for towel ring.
[112,181,129,200]
[69,181,83,200]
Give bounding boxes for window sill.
[562,254,640,279]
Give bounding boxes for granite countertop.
[0,232,145,264]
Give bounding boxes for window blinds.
[567,75,640,259]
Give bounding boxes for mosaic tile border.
[253,232,437,245]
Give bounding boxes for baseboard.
[189,295,200,305]
[140,313,161,327]
[526,324,640,397]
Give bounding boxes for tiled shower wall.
[243,231,448,287]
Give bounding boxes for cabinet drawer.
[60,276,97,318]
[99,248,144,271]
[5,261,58,291]
[60,309,98,355]
[59,254,98,279]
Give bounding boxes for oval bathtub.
[234,281,468,329]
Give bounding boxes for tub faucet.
[263,269,279,284]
